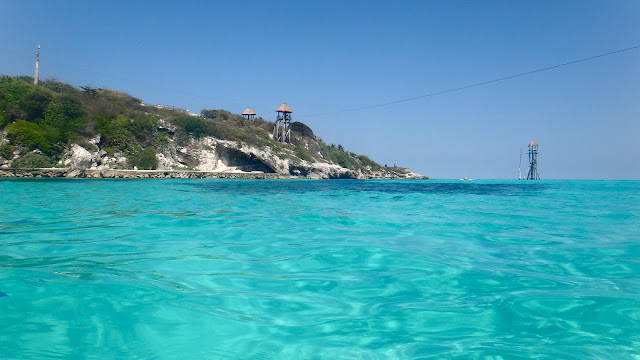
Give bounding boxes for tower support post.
[34,44,40,85]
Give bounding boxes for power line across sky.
[298,44,640,118]
[36,44,640,120]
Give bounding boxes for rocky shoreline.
[0,168,290,179]
[2,136,428,180]
[0,168,427,180]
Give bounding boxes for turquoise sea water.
[1,179,639,359]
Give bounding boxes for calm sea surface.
[1,179,639,359]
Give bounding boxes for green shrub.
[0,144,15,159]
[230,128,247,141]
[100,89,142,107]
[357,155,381,170]
[206,122,230,140]
[19,87,53,123]
[172,115,209,138]
[153,131,169,148]
[43,93,86,142]
[0,77,32,106]
[0,77,48,123]
[334,151,353,169]
[128,147,158,170]
[5,120,51,153]
[41,79,79,94]
[291,121,314,138]
[128,115,157,145]
[13,75,34,83]
[201,109,217,119]
[97,115,137,154]
[318,142,364,170]
[294,145,313,162]
[11,152,54,168]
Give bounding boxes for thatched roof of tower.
[529,140,539,147]
[242,107,256,115]
[276,103,293,113]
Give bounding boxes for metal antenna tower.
[34,44,40,85]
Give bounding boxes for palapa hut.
[275,103,293,113]
[242,107,256,120]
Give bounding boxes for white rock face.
[89,134,101,147]
[53,136,422,178]
[0,131,13,168]
[156,153,179,170]
[196,149,220,171]
[96,154,127,170]
[69,144,94,169]
[0,130,7,145]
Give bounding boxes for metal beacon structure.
[525,140,540,180]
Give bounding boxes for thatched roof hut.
[242,107,256,116]
[276,103,293,113]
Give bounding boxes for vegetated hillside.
[0,76,425,179]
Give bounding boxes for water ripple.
[1,179,639,359]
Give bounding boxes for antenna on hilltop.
[34,44,40,85]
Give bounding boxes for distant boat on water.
[460,177,473,181]
[518,148,523,180]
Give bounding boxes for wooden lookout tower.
[242,107,256,120]
[273,103,292,143]
[526,140,540,180]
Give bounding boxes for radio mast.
[34,44,40,85]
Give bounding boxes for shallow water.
[1,179,639,359]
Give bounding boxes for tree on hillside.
[5,120,51,154]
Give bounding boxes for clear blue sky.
[2,0,639,179]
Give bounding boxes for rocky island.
[0,76,426,179]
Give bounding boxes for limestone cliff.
[55,120,424,179]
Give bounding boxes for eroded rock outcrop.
[53,134,426,179]
[67,144,93,169]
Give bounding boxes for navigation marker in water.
[526,140,540,180]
